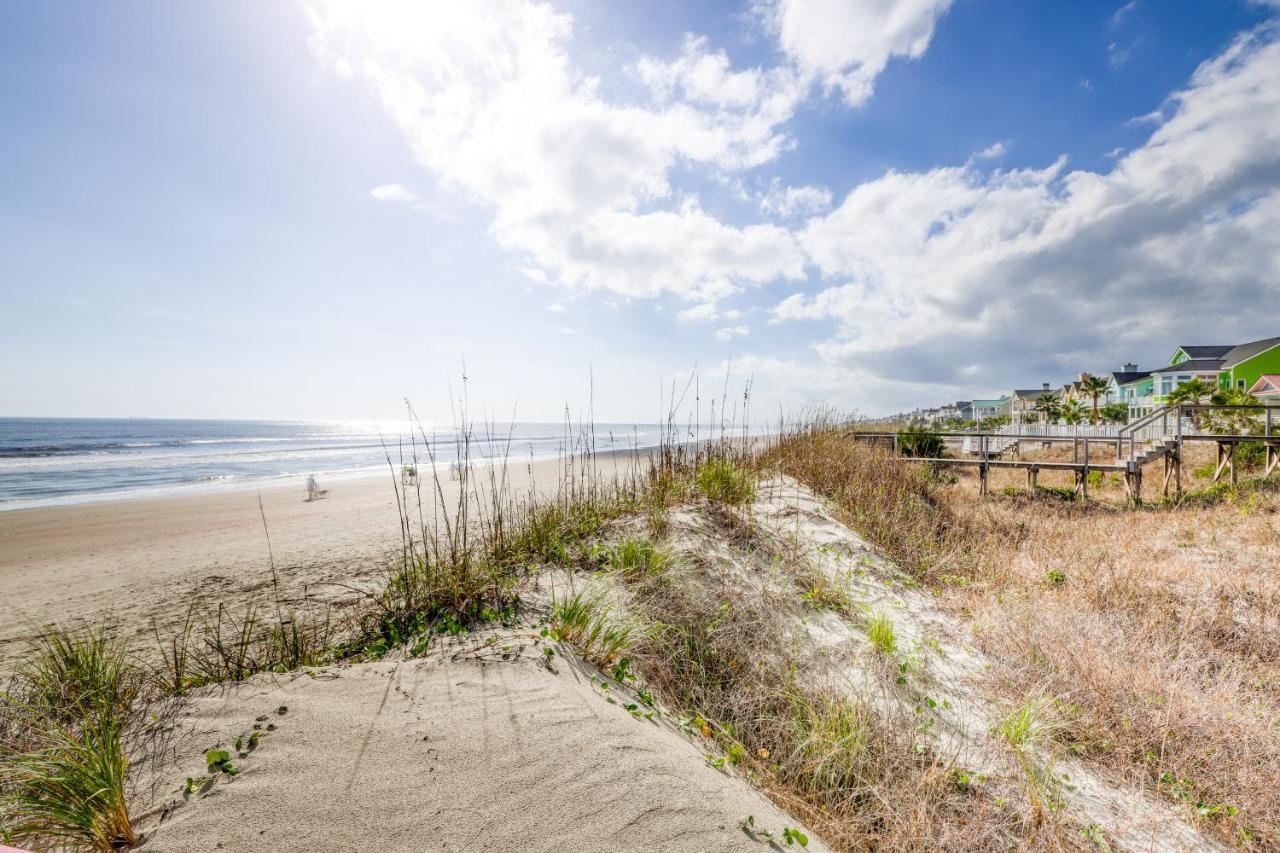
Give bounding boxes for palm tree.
[1166,377,1217,429]
[1080,375,1110,424]
[1207,387,1261,434]
[1166,377,1215,406]
[1035,392,1061,424]
[1061,399,1087,425]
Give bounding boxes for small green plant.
[205,747,236,775]
[0,706,137,852]
[865,610,897,656]
[994,696,1062,815]
[1046,569,1065,585]
[603,537,673,579]
[696,458,756,505]
[782,827,810,847]
[550,589,646,666]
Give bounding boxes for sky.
[2,0,1279,422]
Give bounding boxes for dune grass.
[1,629,139,852]
[764,424,1280,847]
[696,457,756,505]
[7,411,1278,850]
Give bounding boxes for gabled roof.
[1223,336,1280,366]
[1111,371,1151,385]
[1011,389,1049,399]
[1248,375,1280,397]
[1177,345,1233,359]
[1151,359,1227,373]
[954,401,972,408]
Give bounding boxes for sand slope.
[140,654,824,852]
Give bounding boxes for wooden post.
[1231,442,1237,486]
[1082,439,1090,500]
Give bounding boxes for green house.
[971,396,1011,420]
[1152,336,1280,403]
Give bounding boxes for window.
[1238,378,1246,389]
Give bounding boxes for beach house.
[1151,336,1280,404]
[971,395,1011,421]
[1104,364,1155,419]
[1248,375,1280,400]
[1009,385,1053,424]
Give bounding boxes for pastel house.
[1151,337,1280,404]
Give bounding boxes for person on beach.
[306,474,321,501]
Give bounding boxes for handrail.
[1117,405,1174,438]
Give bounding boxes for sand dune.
[139,653,823,852]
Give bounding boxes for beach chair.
[305,476,329,502]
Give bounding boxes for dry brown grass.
[765,428,1280,849]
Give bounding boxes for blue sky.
[3,0,1278,421]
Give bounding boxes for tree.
[1166,378,1216,428]
[1080,375,1110,424]
[1061,400,1087,425]
[1099,402,1129,424]
[1166,377,1215,406]
[1035,392,1061,424]
[1206,387,1261,434]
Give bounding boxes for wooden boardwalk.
[854,403,1280,502]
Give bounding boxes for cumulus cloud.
[310,1,808,305]
[370,183,418,203]
[759,179,833,218]
[777,23,1280,388]
[761,0,955,105]
[714,324,750,341]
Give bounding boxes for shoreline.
[0,450,650,671]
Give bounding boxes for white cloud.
[310,1,807,305]
[759,179,833,218]
[679,302,743,324]
[762,0,955,106]
[974,141,1006,160]
[714,324,750,341]
[779,24,1280,387]
[546,301,566,314]
[370,183,418,203]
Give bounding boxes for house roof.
[1111,371,1151,385]
[1162,337,1280,374]
[954,401,972,408]
[1012,389,1049,399]
[1248,375,1280,397]
[1177,344,1234,359]
[1150,358,1228,373]
[1223,336,1280,366]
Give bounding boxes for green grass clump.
[864,610,897,656]
[994,696,1063,816]
[0,708,136,852]
[1,628,139,852]
[550,589,646,666]
[696,459,756,505]
[17,628,138,726]
[602,537,673,579]
[788,691,874,791]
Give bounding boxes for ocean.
[0,418,683,509]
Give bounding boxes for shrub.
[897,426,944,459]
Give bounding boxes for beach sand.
[0,454,635,671]
[138,655,824,852]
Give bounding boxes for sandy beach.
[0,454,637,671]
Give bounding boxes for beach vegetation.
[696,458,755,505]
[0,628,140,852]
